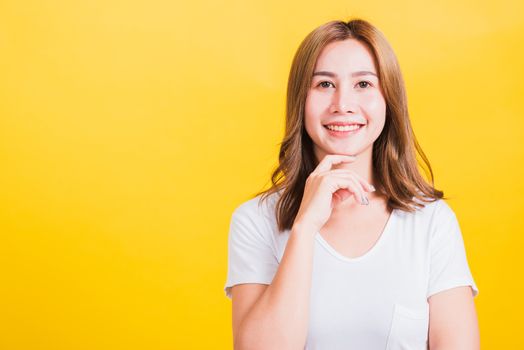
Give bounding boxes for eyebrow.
[312,70,377,78]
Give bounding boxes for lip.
[323,124,365,137]
[323,121,366,127]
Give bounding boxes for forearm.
[235,224,316,350]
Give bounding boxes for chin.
[330,147,363,156]
[336,151,359,157]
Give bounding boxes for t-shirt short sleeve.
[427,200,479,299]
[224,201,279,299]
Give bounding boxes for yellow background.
[1,0,522,348]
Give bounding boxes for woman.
[224,18,480,349]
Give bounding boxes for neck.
[315,145,375,187]
[314,145,382,212]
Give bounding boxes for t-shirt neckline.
[314,208,397,263]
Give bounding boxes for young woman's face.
[304,39,387,162]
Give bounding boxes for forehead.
[314,39,377,73]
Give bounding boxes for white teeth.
[325,124,362,132]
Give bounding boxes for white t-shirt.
[224,191,479,350]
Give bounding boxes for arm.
[426,200,480,349]
[234,223,316,350]
[428,286,480,350]
[229,154,370,349]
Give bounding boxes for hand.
[293,154,375,234]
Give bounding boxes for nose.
[329,83,357,114]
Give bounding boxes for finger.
[312,154,357,174]
[334,188,351,201]
[328,176,369,205]
[321,169,375,192]
[332,175,368,205]
[328,177,360,200]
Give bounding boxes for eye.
[356,81,372,89]
[317,81,334,88]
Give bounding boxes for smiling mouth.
[323,124,364,132]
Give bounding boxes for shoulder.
[232,191,279,223]
[393,198,459,239]
[395,197,453,222]
[409,198,463,245]
[420,198,459,228]
[229,191,289,254]
[229,191,281,239]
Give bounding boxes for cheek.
[305,92,328,119]
[303,97,312,136]
[305,92,324,115]
[304,93,323,129]
[363,93,386,121]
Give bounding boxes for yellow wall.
[1,0,522,348]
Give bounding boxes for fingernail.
[370,185,375,192]
[361,195,369,205]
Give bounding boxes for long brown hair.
[252,18,446,233]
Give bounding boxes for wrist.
[291,220,318,238]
